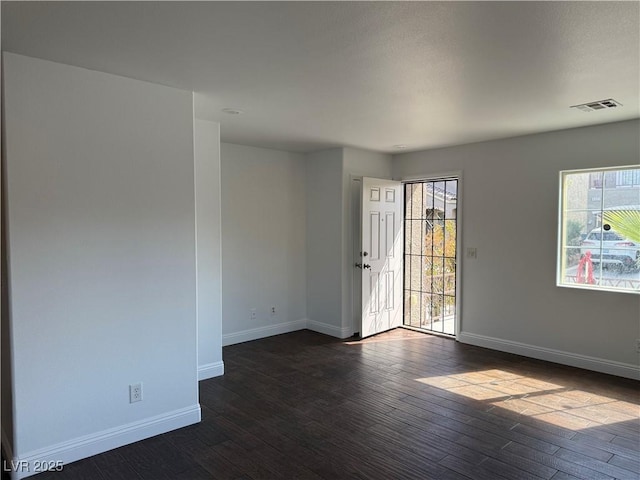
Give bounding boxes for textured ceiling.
[3,1,639,153]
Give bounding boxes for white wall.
[221,143,307,345]
[342,148,392,335]
[305,149,345,336]
[304,147,393,338]
[220,145,391,343]
[1,71,13,459]
[2,53,200,472]
[344,147,393,178]
[194,119,223,379]
[392,119,640,379]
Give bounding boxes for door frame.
[350,171,463,339]
[349,176,363,336]
[397,171,464,339]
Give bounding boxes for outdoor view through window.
[559,166,640,294]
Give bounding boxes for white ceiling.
[3,1,639,153]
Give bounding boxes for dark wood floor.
[34,329,639,479]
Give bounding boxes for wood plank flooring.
[32,329,640,479]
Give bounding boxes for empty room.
[1,2,639,479]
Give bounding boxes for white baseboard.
[198,361,224,380]
[459,332,640,381]
[222,319,307,346]
[221,318,354,348]
[306,319,353,339]
[7,405,201,480]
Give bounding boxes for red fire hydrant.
[576,251,595,284]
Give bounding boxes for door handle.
[355,263,362,269]
[363,264,371,269]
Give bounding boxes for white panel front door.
[361,177,403,338]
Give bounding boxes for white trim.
[459,332,640,380]
[349,175,363,337]
[7,405,201,479]
[307,319,353,339]
[452,172,463,338]
[222,319,307,346]
[198,361,224,381]
[192,93,200,395]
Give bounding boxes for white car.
[580,228,640,270]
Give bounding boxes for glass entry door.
[403,179,458,336]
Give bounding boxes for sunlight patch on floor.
[416,369,640,430]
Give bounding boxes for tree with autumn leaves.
[423,219,457,318]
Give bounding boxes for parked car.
[580,228,640,270]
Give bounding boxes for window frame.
[557,165,640,295]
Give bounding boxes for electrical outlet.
[250,308,257,320]
[466,247,477,259]
[270,306,276,316]
[129,383,143,403]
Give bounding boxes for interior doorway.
[351,177,362,336]
[403,179,458,336]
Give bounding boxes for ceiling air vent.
[571,98,622,112]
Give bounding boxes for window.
[558,166,640,294]
[616,169,640,187]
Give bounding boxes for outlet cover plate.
[130,383,143,403]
